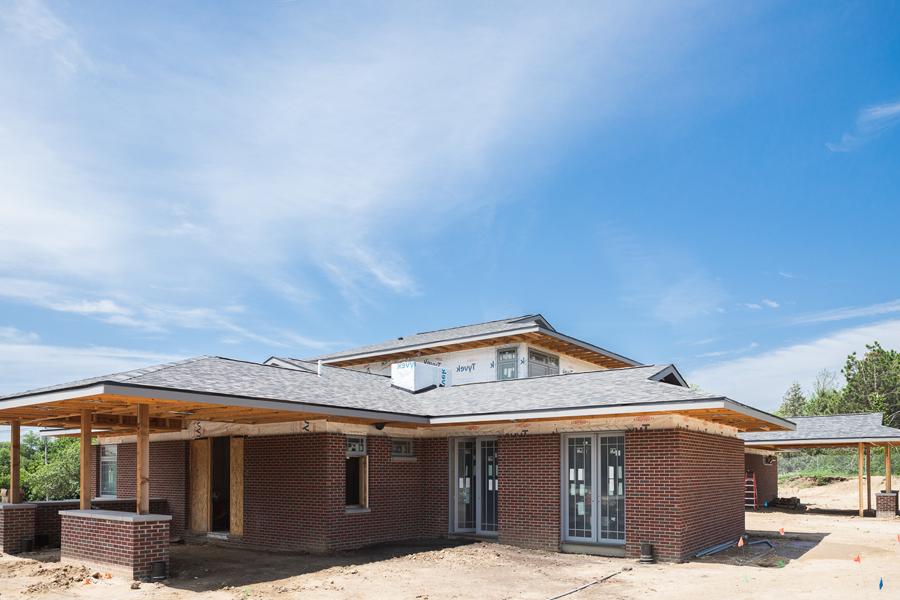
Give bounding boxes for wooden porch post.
[886,445,893,493]
[80,410,92,510]
[9,420,20,503]
[865,445,872,511]
[857,442,865,517]
[136,404,150,515]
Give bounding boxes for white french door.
[453,438,498,536]
[562,433,625,544]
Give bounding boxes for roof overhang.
[427,397,794,432]
[745,437,900,451]
[318,326,641,370]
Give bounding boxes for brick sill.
[345,506,371,515]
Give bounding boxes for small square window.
[347,436,367,456]
[391,439,414,457]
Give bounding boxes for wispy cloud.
[777,271,797,279]
[0,336,183,395]
[0,0,725,337]
[696,341,758,358]
[743,298,779,310]
[827,100,900,152]
[794,298,900,324]
[688,319,900,412]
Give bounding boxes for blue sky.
[0,1,899,413]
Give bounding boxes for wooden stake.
[886,445,892,493]
[10,420,20,503]
[136,404,150,514]
[857,442,865,517]
[80,411,92,510]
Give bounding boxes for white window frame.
[99,444,117,498]
[496,347,518,381]
[528,349,560,377]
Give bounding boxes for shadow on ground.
[692,529,828,568]
[165,538,476,593]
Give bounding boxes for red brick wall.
[0,505,36,554]
[102,441,188,540]
[497,434,560,550]
[744,454,778,506]
[242,433,331,552]
[34,499,166,548]
[61,514,169,580]
[625,429,744,561]
[242,433,449,552]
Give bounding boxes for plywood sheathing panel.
[189,438,211,532]
[229,437,244,537]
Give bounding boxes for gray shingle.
[1,356,731,419]
[741,413,900,443]
[309,314,552,361]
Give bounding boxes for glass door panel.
[566,436,593,540]
[478,440,498,533]
[599,436,625,542]
[455,440,476,531]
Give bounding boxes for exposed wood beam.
[886,445,893,493]
[866,445,872,512]
[10,420,20,503]
[136,404,150,514]
[80,410,92,510]
[858,442,865,518]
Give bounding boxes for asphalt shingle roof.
[741,413,900,443]
[310,314,553,361]
[1,356,729,419]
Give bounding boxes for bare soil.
[0,481,897,599]
[781,475,890,511]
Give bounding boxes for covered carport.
[741,413,900,518]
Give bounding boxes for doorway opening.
[211,436,231,532]
[452,438,498,536]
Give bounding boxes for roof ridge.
[788,411,884,419]
[412,314,539,337]
[117,355,210,382]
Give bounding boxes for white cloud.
[0,340,182,396]
[761,299,779,309]
[794,298,900,324]
[696,341,758,358]
[0,326,39,344]
[778,271,796,279]
[742,299,778,310]
[688,319,900,412]
[0,1,725,324]
[827,99,900,152]
[743,303,762,310]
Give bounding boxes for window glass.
[391,439,414,457]
[528,350,559,377]
[346,436,367,456]
[346,457,362,505]
[99,445,117,497]
[497,348,518,380]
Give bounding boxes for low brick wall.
[876,492,898,518]
[0,504,36,554]
[60,510,170,580]
[33,498,167,549]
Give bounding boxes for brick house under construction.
[0,314,792,577]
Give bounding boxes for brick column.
[876,492,898,519]
[60,510,170,580]
[0,503,36,554]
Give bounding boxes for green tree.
[804,370,844,416]
[23,440,80,501]
[842,342,900,424]
[776,382,807,416]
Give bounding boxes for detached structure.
[742,413,900,518]
[0,315,792,576]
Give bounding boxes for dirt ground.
[0,486,897,599]
[781,475,890,512]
